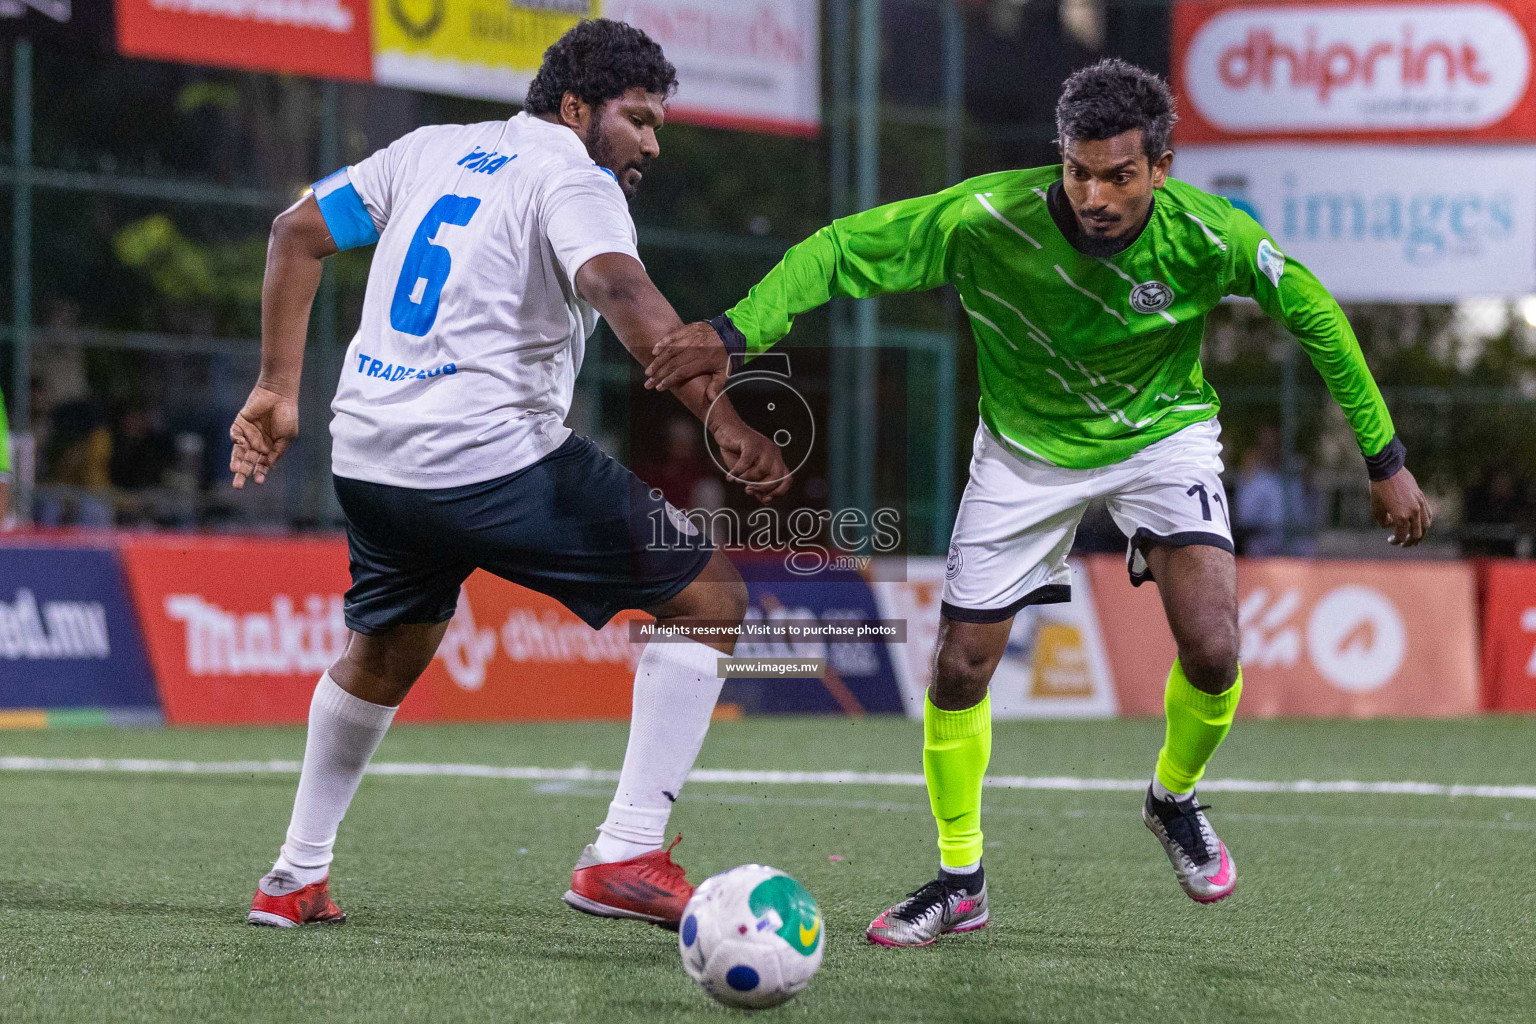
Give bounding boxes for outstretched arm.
[646,189,963,393]
[1226,211,1432,546]
[576,253,792,503]
[230,194,336,488]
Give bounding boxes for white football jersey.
[314,111,641,489]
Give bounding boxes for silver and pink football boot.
[866,871,989,947]
[1142,786,1237,904]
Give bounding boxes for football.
[678,864,826,1009]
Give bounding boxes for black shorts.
[334,434,713,633]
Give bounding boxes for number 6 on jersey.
[390,194,481,337]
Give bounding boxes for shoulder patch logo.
[1129,280,1174,315]
[1257,238,1286,288]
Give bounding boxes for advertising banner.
[118,535,644,724]
[1174,0,1536,143]
[1087,555,1480,717]
[0,543,159,711]
[603,0,821,134]
[1480,561,1536,710]
[871,558,1118,720]
[370,0,589,104]
[112,0,818,135]
[720,559,903,715]
[371,0,821,135]
[119,535,355,724]
[1173,143,1536,300]
[422,573,643,722]
[114,0,374,80]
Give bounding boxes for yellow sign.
[373,0,600,101]
[1028,623,1095,699]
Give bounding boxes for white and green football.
[678,864,825,1010]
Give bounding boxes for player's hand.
[712,421,792,504]
[1370,466,1432,547]
[647,321,730,401]
[229,383,298,489]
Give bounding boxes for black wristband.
[709,313,747,361]
[1364,435,1407,482]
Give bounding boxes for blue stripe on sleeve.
[313,175,380,250]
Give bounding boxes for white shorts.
[941,419,1233,622]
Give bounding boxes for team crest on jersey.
[1129,281,1174,315]
[945,542,963,580]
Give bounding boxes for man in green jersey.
[646,59,1433,945]
[0,384,11,521]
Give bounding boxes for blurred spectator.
[27,302,121,526]
[1234,425,1317,556]
[1461,469,1536,558]
[35,383,115,527]
[44,400,112,489]
[109,404,177,491]
[168,398,230,493]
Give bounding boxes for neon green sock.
[1154,660,1242,794]
[923,692,992,869]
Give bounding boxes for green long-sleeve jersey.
[0,386,10,477]
[725,166,1398,471]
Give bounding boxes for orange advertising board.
[1480,561,1536,711]
[415,573,643,722]
[1087,555,1481,717]
[118,535,640,725]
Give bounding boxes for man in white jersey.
[231,20,790,930]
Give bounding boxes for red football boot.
[248,870,347,927]
[562,835,693,929]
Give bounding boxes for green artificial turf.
[3,716,1535,1023]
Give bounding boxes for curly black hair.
[1055,58,1178,162]
[525,19,677,116]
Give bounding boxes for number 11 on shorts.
[1187,481,1226,526]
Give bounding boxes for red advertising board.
[414,570,643,723]
[1480,561,1536,710]
[1173,0,1536,143]
[118,535,640,725]
[1087,555,1481,717]
[114,0,373,81]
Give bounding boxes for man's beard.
[1072,225,1134,258]
[586,122,649,200]
[1072,196,1156,258]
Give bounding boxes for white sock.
[941,861,981,876]
[1151,775,1193,803]
[595,639,723,862]
[271,673,397,885]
